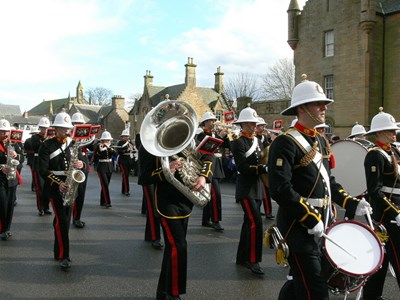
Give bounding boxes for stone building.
[130,57,231,137]
[287,0,400,138]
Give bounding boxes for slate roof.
[0,103,21,116]
[73,104,102,124]
[28,97,88,116]
[378,0,400,14]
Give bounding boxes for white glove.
[307,220,324,238]
[355,199,373,216]
[395,214,400,227]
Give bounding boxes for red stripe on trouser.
[242,198,256,263]
[263,185,271,215]
[50,197,64,259]
[97,172,110,205]
[161,218,179,297]
[120,164,128,193]
[144,186,156,240]
[211,183,218,221]
[294,254,312,300]
[32,170,42,210]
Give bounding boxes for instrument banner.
[72,124,92,141]
[224,110,236,123]
[46,128,56,139]
[9,129,23,143]
[196,135,223,155]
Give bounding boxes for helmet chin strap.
[303,106,323,125]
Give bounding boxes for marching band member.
[348,122,367,140]
[38,112,85,270]
[255,117,274,220]
[71,112,90,228]
[139,99,215,300]
[117,129,135,196]
[197,112,230,231]
[362,108,400,300]
[24,128,39,192]
[268,75,372,299]
[0,119,20,240]
[32,117,51,216]
[232,106,267,275]
[94,130,116,208]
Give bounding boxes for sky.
[0,0,307,113]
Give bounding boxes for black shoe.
[60,258,72,271]
[124,192,130,196]
[245,262,265,275]
[202,221,212,227]
[166,295,182,300]
[73,220,86,228]
[152,240,164,250]
[38,210,44,216]
[44,209,52,215]
[210,222,224,231]
[0,232,8,241]
[105,204,112,208]
[266,214,275,220]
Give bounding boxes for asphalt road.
[0,165,397,300]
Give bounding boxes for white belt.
[381,186,400,195]
[214,153,222,158]
[99,159,112,162]
[34,153,39,157]
[50,171,66,176]
[306,197,329,208]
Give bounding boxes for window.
[215,110,222,122]
[324,75,334,99]
[324,31,334,57]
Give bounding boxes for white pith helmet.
[201,112,217,123]
[348,122,366,138]
[100,130,113,140]
[52,112,74,129]
[256,117,267,126]
[71,112,85,124]
[233,105,259,124]
[120,129,130,136]
[0,119,11,131]
[289,118,298,128]
[281,74,334,116]
[366,107,400,135]
[37,117,50,128]
[315,123,329,129]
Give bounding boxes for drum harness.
[264,130,334,265]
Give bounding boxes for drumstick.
[366,212,375,230]
[322,233,358,260]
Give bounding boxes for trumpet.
[214,123,240,140]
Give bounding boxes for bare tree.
[126,92,142,111]
[261,58,295,100]
[84,87,113,105]
[223,72,261,104]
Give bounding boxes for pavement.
[0,165,397,300]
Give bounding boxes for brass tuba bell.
[140,100,211,207]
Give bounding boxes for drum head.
[331,140,368,196]
[324,220,383,276]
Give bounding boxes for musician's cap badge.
[371,166,376,173]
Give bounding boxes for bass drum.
[331,139,373,197]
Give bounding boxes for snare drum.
[323,220,384,294]
[331,139,373,197]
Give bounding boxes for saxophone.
[62,141,86,206]
[6,144,20,181]
[140,100,211,207]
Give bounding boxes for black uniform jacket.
[38,137,87,192]
[364,144,400,223]
[268,127,359,254]
[231,134,268,199]
[138,145,214,218]
[31,133,46,171]
[94,143,116,173]
[117,139,135,164]
[197,130,230,179]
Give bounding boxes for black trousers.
[97,171,112,206]
[0,184,15,233]
[143,185,161,242]
[119,160,131,194]
[50,191,72,260]
[72,170,88,221]
[202,178,222,223]
[32,169,49,211]
[363,223,400,299]
[157,217,188,297]
[236,197,263,264]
